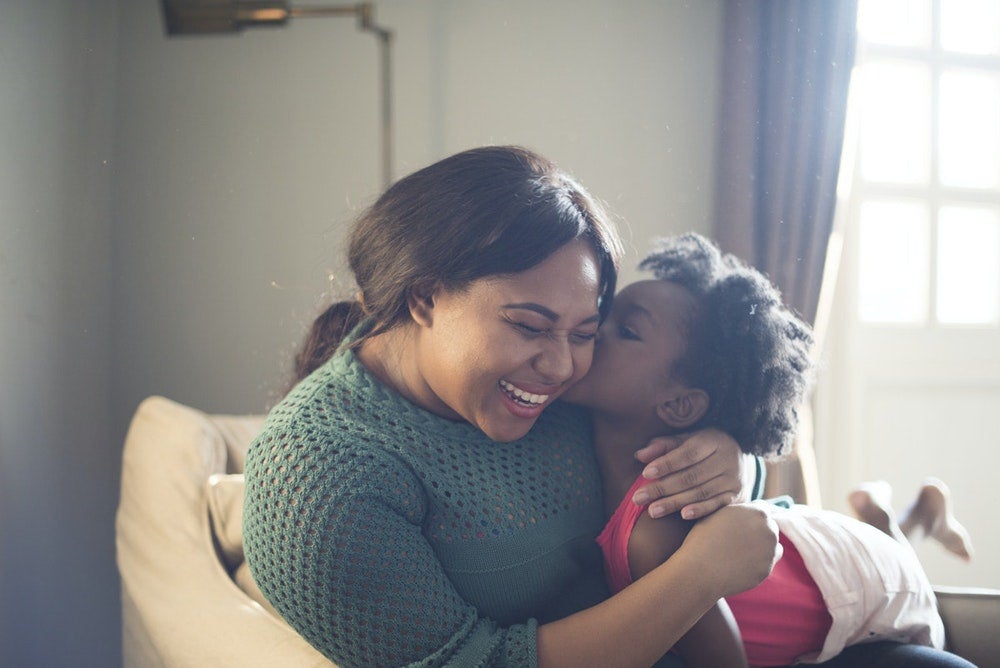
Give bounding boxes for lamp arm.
[289,2,393,187]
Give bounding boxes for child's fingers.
[635,476,740,519]
[633,434,686,464]
[675,493,741,521]
[637,436,711,478]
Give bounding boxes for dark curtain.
[712,0,858,504]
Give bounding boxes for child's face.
[563,279,695,419]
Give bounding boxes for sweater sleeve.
[244,441,537,668]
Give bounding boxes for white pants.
[771,504,945,663]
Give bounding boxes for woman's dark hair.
[293,145,623,382]
[640,233,814,458]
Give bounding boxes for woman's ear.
[407,281,439,328]
[656,389,709,429]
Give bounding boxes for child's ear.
[407,281,439,328]
[656,389,709,429]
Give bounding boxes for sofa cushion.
[207,473,245,572]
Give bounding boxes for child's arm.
[672,600,748,668]
[628,510,750,668]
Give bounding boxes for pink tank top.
[596,476,832,667]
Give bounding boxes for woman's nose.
[533,336,575,384]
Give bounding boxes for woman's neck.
[590,413,664,518]
[356,326,453,418]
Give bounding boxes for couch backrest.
[116,396,333,667]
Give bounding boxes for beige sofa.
[115,396,1000,667]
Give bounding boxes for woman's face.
[411,239,602,442]
[563,279,694,421]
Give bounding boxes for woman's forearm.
[536,548,717,668]
[536,502,779,668]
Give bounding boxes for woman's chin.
[479,408,541,443]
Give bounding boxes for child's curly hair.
[640,233,814,458]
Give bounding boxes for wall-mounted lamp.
[160,0,394,187]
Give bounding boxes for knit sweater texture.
[243,346,608,667]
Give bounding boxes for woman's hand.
[679,502,781,598]
[536,503,779,668]
[631,428,756,520]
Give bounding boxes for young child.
[564,233,973,667]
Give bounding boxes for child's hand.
[680,502,781,598]
[632,429,755,520]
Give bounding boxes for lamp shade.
[160,0,291,34]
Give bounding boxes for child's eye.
[618,324,641,341]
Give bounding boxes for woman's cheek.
[572,344,596,382]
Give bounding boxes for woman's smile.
[498,379,552,407]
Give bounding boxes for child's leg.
[898,477,974,562]
[848,478,973,561]
[847,480,907,543]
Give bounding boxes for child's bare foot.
[848,480,906,543]
[899,477,974,561]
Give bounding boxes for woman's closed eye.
[512,321,547,337]
[509,318,597,345]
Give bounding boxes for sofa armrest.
[116,396,333,667]
[935,585,1000,667]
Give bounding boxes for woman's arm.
[535,503,778,668]
[632,428,760,520]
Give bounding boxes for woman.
[243,146,778,667]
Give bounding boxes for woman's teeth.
[499,379,549,406]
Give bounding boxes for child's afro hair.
[640,233,814,458]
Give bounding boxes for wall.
[0,1,120,665]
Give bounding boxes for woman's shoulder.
[245,382,424,517]
[247,351,407,472]
[258,348,386,429]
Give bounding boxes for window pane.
[858,200,930,323]
[937,206,1000,324]
[941,0,1000,55]
[857,0,931,48]
[857,62,931,184]
[939,71,1000,189]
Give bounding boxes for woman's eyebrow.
[502,302,601,325]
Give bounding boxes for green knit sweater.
[243,346,609,667]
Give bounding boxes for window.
[852,0,1000,326]
[819,0,1000,590]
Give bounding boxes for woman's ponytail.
[292,300,365,383]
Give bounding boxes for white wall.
[0,1,120,665]
[1,1,724,664]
